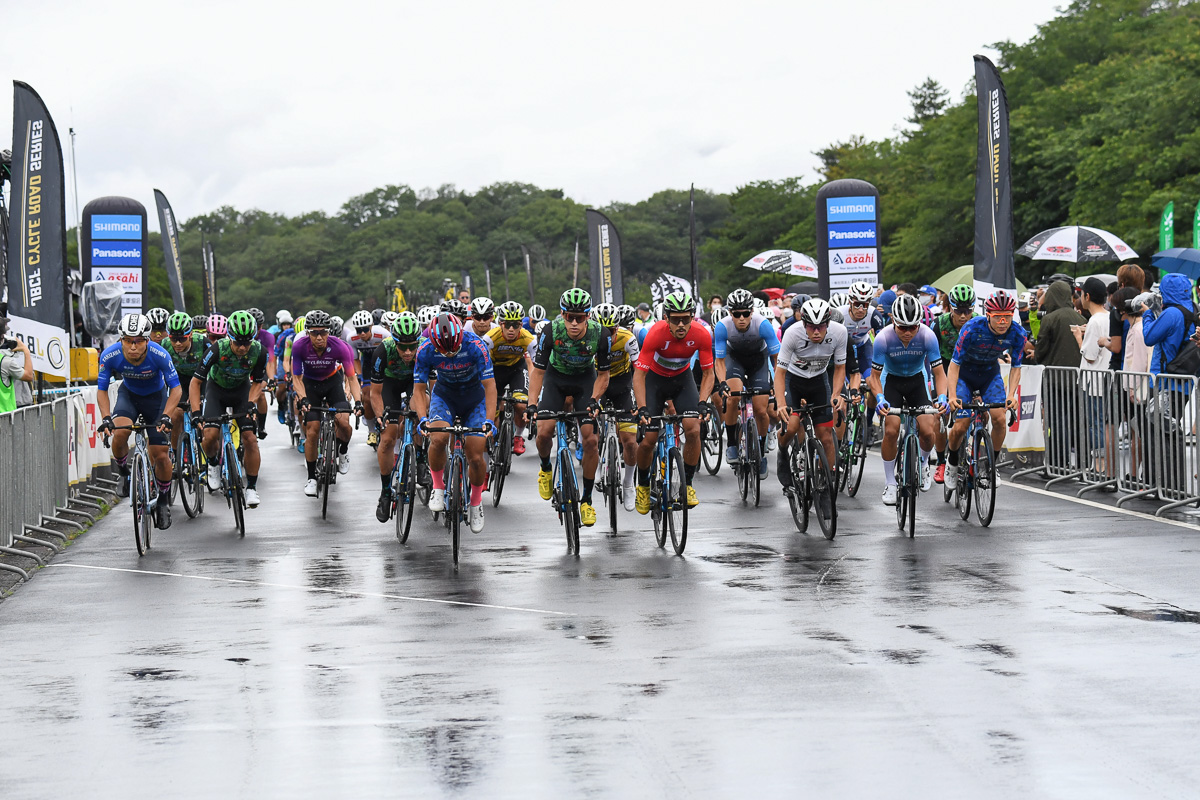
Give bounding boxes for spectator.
[878,289,898,322]
[1117,288,1152,482]
[1075,277,1113,479]
[0,316,34,413]
[1142,272,1194,377]
[1034,280,1085,366]
[895,282,920,297]
[1107,284,1129,370]
[457,288,471,305]
[1139,272,1194,491]
[1116,263,1146,293]
[706,294,723,323]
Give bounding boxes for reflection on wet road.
[1,427,1199,798]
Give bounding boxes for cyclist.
[191,311,268,508]
[191,314,209,334]
[946,290,1026,482]
[526,288,611,527]
[869,295,949,505]
[468,297,498,337]
[483,301,535,455]
[381,311,400,330]
[594,302,641,510]
[523,304,546,335]
[246,308,275,439]
[417,305,437,334]
[164,312,207,454]
[372,312,423,522]
[714,288,780,478]
[96,313,182,529]
[205,314,228,348]
[146,308,171,346]
[292,310,364,496]
[632,290,715,513]
[932,284,977,482]
[345,309,389,447]
[774,298,847,512]
[441,298,470,324]
[273,310,296,422]
[832,281,878,429]
[412,312,496,534]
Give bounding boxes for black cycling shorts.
[603,373,635,412]
[201,381,256,431]
[302,375,350,422]
[493,362,528,401]
[725,355,772,392]
[785,373,833,426]
[643,369,701,424]
[375,377,414,423]
[538,367,596,423]
[882,372,932,410]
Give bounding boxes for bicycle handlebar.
[647,411,701,421]
[419,420,490,435]
[534,410,594,422]
[886,405,942,417]
[725,387,773,398]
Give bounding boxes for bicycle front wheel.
[178,437,199,519]
[666,446,688,555]
[448,455,462,565]
[745,426,761,508]
[320,423,336,521]
[973,428,997,527]
[559,450,580,554]
[809,439,837,540]
[905,434,918,539]
[605,437,619,536]
[846,411,869,498]
[701,413,723,475]
[132,454,152,556]
[396,444,416,543]
[491,419,512,507]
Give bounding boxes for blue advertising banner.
[90,241,144,265]
[816,179,883,297]
[90,214,142,240]
[826,196,876,223]
[827,222,878,248]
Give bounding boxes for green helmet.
[497,301,524,323]
[592,302,618,327]
[949,284,976,309]
[662,290,694,314]
[167,311,193,335]
[392,312,421,343]
[559,287,592,313]
[228,309,258,343]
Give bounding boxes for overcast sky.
[4,0,1063,225]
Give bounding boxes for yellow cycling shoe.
[537,469,553,500]
[635,485,651,515]
[580,502,596,527]
[686,485,699,508]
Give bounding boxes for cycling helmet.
[350,309,374,331]
[228,310,258,343]
[276,309,293,324]
[192,314,209,330]
[118,313,152,338]
[430,312,464,355]
[790,294,810,311]
[828,292,849,308]
[371,308,386,326]
[294,315,306,334]
[890,294,924,327]
[984,289,1017,315]
[146,307,170,331]
[711,306,731,325]
[440,298,469,320]
[392,312,421,343]
[247,307,266,329]
[662,290,693,314]
[470,297,495,318]
[752,297,768,315]
[329,315,344,337]
[848,281,874,303]
[949,283,976,310]
[381,311,399,329]
[560,287,592,313]
[616,304,637,328]
[417,306,437,328]
[305,310,332,330]
[167,311,193,335]
[206,314,228,336]
[593,302,618,327]
[922,305,936,328]
[726,288,754,310]
[497,301,524,323]
[799,298,832,326]
[653,302,665,321]
[528,304,547,322]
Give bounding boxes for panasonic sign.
[827,222,877,248]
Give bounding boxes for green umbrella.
[931,265,1026,296]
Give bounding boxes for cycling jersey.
[607,327,640,378]
[871,324,942,379]
[414,331,493,396]
[951,316,1027,372]
[777,321,848,379]
[713,314,780,368]
[256,328,276,359]
[98,342,181,395]
[484,326,536,368]
[934,311,973,363]
[371,338,417,383]
[635,321,714,378]
[194,339,267,389]
[168,332,208,382]
[835,306,875,346]
[291,334,355,382]
[274,327,296,360]
[533,318,611,375]
[344,325,389,359]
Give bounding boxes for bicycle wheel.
[320,423,336,521]
[605,436,619,536]
[701,412,723,475]
[490,419,512,507]
[846,411,869,498]
[178,436,199,519]
[736,431,750,502]
[396,444,417,543]
[809,439,837,540]
[956,442,973,521]
[973,428,997,527]
[665,446,688,555]
[905,435,918,539]
[745,426,761,508]
[132,454,152,556]
[558,450,580,554]
[895,436,909,531]
[650,456,668,548]
[448,455,462,564]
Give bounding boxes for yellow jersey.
[485,326,535,368]
[608,327,640,378]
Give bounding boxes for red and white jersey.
[343,325,389,358]
[635,321,714,378]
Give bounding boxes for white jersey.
[778,320,848,379]
[343,325,389,358]
[835,306,874,346]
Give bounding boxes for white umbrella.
[1016,226,1138,263]
[743,250,818,278]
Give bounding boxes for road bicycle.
[488,391,522,507]
[783,403,837,540]
[206,413,249,537]
[535,409,593,555]
[726,387,771,507]
[386,406,422,543]
[951,400,1007,527]
[594,403,634,535]
[699,401,724,475]
[422,418,489,565]
[888,404,938,539]
[645,411,697,555]
[175,410,206,519]
[309,406,344,520]
[837,392,869,497]
[104,417,158,556]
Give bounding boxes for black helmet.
[305,309,332,330]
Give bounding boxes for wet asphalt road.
[2,417,1200,799]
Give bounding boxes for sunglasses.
[564,313,589,324]
[123,337,148,345]
[472,314,494,321]
[668,315,694,326]
[169,334,192,343]
[309,329,329,336]
[396,342,418,352]
[897,324,919,332]
[501,321,522,329]
[851,302,870,309]
[730,311,752,319]
[804,323,827,332]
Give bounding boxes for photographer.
[0,315,35,413]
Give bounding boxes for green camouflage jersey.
[195,338,267,389]
[533,317,611,375]
[169,332,208,381]
[372,337,417,383]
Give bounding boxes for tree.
[906,78,949,126]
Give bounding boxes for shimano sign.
[827,222,877,248]
[91,214,142,240]
[826,196,876,222]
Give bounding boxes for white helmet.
[328,315,345,337]
[890,294,924,327]
[381,311,400,328]
[653,302,665,320]
[118,313,152,338]
[417,306,437,328]
[828,292,849,308]
[349,309,374,331]
[848,281,874,303]
[711,307,731,325]
[535,319,550,335]
[470,297,495,317]
[276,309,293,324]
[528,304,546,322]
[799,298,832,326]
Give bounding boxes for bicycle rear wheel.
[809,439,837,540]
[132,454,152,556]
[701,412,723,475]
[956,442,972,521]
[846,411,869,498]
[490,419,512,507]
[178,437,199,518]
[448,455,462,564]
[973,428,997,527]
[396,444,417,543]
[604,437,619,535]
[905,435,918,539]
[651,457,667,548]
[666,446,688,555]
[745,426,761,508]
[559,450,581,554]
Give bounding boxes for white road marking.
[46,563,573,616]
[999,478,1200,531]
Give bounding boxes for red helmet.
[984,290,1017,315]
[430,311,464,355]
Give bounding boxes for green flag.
[1194,204,1199,247]
[1161,201,1175,250]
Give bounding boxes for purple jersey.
[291,333,355,382]
[256,328,276,357]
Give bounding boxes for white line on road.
[46,563,574,616]
[999,478,1200,531]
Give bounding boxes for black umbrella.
[784,281,819,295]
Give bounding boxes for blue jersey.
[713,316,780,361]
[951,316,1027,372]
[871,325,942,378]
[414,331,493,397]
[98,342,182,395]
[274,328,296,359]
